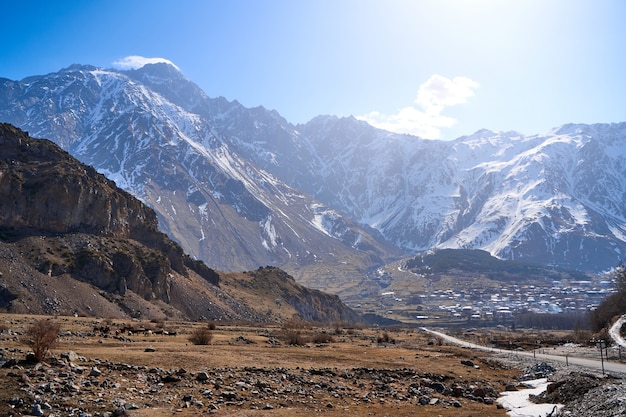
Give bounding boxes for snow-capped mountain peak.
[1,63,625,278]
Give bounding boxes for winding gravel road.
[422,327,626,376]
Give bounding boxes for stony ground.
[4,314,626,417]
[0,314,520,417]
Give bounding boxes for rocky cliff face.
[0,124,156,238]
[0,124,359,323]
[0,123,206,304]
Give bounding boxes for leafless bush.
[283,328,306,345]
[281,319,307,345]
[188,326,213,345]
[25,319,60,362]
[206,321,216,331]
[377,331,395,344]
[311,332,335,344]
[428,336,443,346]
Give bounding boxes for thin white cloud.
[357,74,479,139]
[112,55,180,71]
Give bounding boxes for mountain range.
[1,62,625,294]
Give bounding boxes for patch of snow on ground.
[497,378,562,417]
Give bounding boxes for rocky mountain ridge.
[238,117,626,272]
[1,62,625,280]
[0,63,399,297]
[0,123,360,323]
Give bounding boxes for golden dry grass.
[0,314,519,416]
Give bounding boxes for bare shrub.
[25,319,60,362]
[311,332,335,344]
[281,319,307,345]
[283,328,306,345]
[206,321,217,331]
[571,328,592,344]
[188,326,213,345]
[377,331,395,344]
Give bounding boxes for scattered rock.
[530,372,603,404]
[89,366,102,377]
[220,391,237,400]
[431,381,446,393]
[233,335,256,344]
[30,404,44,416]
[472,387,487,398]
[0,344,520,416]
[523,362,556,379]
[61,351,80,362]
[161,374,181,383]
[196,371,210,381]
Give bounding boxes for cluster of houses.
[376,279,615,322]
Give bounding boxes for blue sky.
[1,0,625,140]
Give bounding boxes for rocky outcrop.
[0,123,194,302]
[233,267,361,323]
[0,124,157,239]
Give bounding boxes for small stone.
[431,382,445,393]
[472,387,486,398]
[196,371,210,381]
[8,397,23,406]
[161,374,181,383]
[144,346,156,352]
[220,391,237,400]
[89,366,102,377]
[2,358,18,368]
[61,351,80,362]
[30,404,45,416]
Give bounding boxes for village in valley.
[351,272,614,325]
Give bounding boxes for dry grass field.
[0,314,522,416]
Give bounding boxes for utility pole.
[599,339,605,375]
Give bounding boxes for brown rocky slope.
[0,123,359,323]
